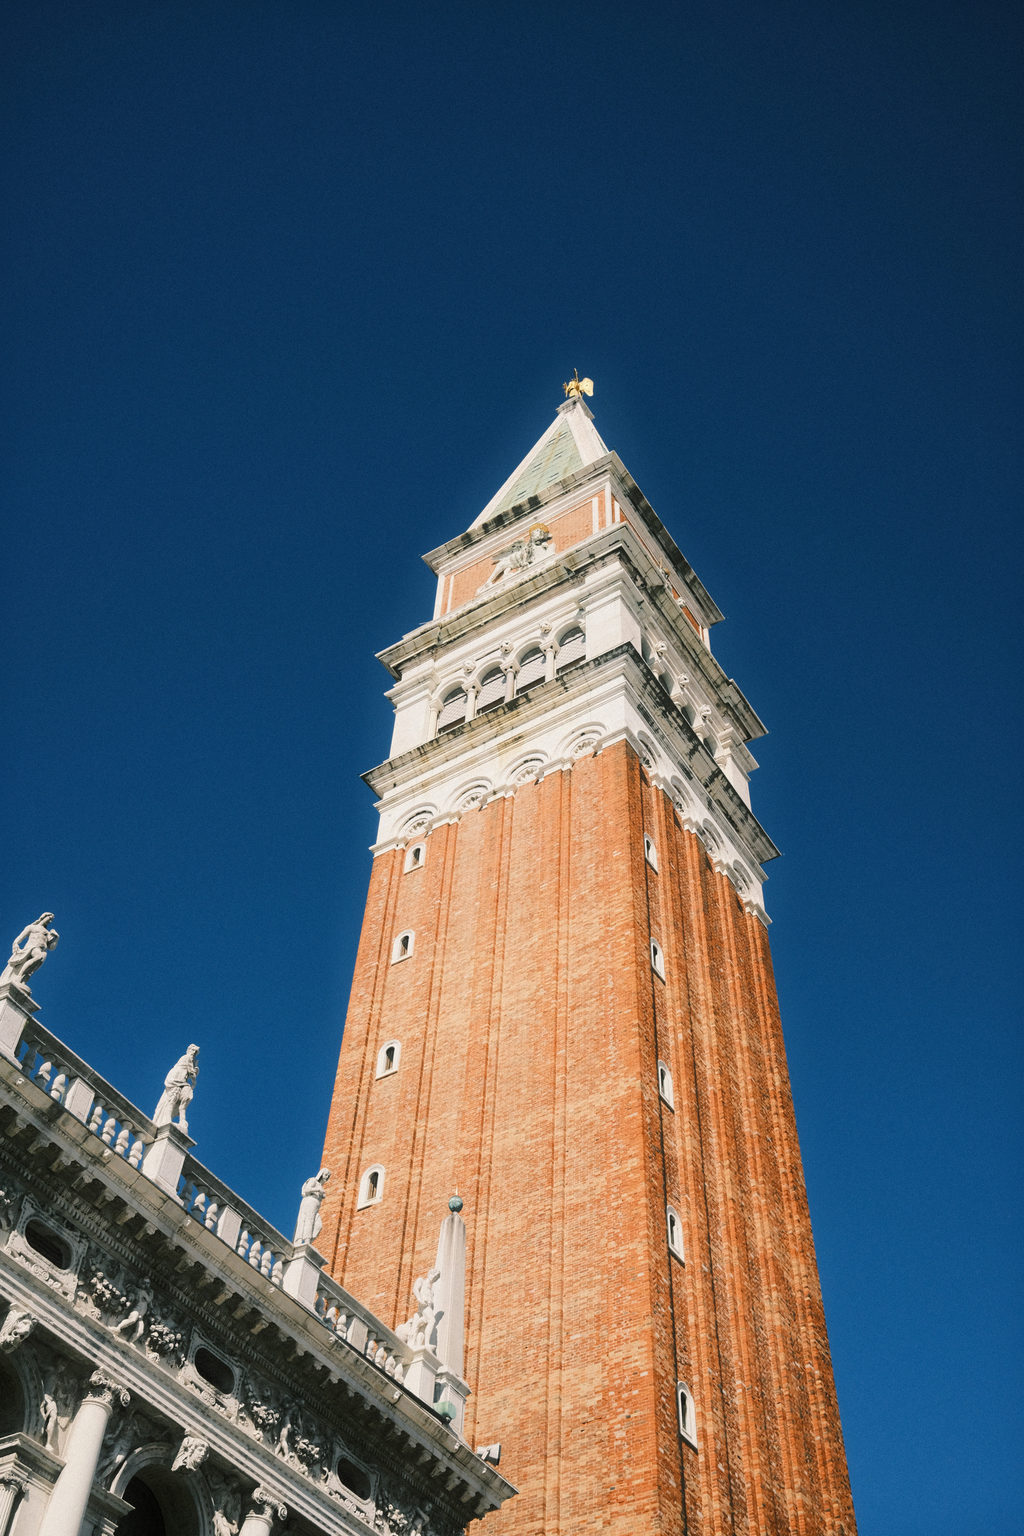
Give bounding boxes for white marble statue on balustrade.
[153,1044,200,1134]
[0,914,59,992]
[292,1167,330,1246]
[396,1266,440,1349]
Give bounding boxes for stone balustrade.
[11,1020,155,1171]
[0,1004,516,1536]
[314,1272,412,1386]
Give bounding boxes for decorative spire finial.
[563,369,594,400]
[448,1194,464,1213]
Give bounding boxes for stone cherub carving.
[479,524,552,589]
[114,1279,154,1344]
[153,1045,200,1134]
[395,1267,440,1350]
[1,914,59,992]
[292,1168,330,1247]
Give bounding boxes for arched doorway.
[113,1477,166,1536]
[111,1453,204,1536]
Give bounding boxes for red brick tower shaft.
[319,392,856,1535]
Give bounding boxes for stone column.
[239,1487,287,1535]
[0,1473,26,1536]
[37,1370,129,1536]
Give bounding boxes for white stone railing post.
[142,1122,195,1198]
[281,1243,326,1309]
[37,1370,129,1536]
[0,981,37,1062]
[403,1343,441,1406]
[0,1473,26,1536]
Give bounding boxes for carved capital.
[84,1368,130,1410]
[251,1486,288,1520]
[0,1472,26,1495]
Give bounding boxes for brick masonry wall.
[319,740,856,1536]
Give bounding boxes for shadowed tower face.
[319,387,856,1536]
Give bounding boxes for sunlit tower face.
[318,382,857,1536]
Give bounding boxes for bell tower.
[319,383,856,1536]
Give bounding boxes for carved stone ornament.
[172,1435,210,1473]
[251,1486,288,1521]
[96,1407,159,1487]
[153,1044,200,1134]
[0,1183,21,1229]
[84,1367,130,1410]
[0,1305,36,1352]
[570,733,600,758]
[113,1278,154,1344]
[0,913,59,992]
[146,1317,186,1361]
[292,1167,330,1246]
[395,1267,439,1350]
[206,1467,243,1536]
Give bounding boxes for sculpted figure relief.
[207,1468,243,1536]
[480,525,552,590]
[0,1305,36,1353]
[114,1279,154,1344]
[292,1167,330,1246]
[153,1045,200,1134]
[396,1267,440,1350]
[41,1359,78,1453]
[172,1435,209,1473]
[1,914,58,992]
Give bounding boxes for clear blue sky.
[2,4,1020,1531]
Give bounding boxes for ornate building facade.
[318,385,857,1535]
[0,952,513,1536]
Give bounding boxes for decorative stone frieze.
[0,981,514,1535]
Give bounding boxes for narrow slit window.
[651,940,665,980]
[358,1165,385,1208]
[667,1205,685,1260]
[392,930,415,963]
[404,842,426,872]
[677,1383,698,1449]
[376,1040,401,1078]
[644,835,658,870]
[658,1061,674,1108]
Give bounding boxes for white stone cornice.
[365,647,777,907]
